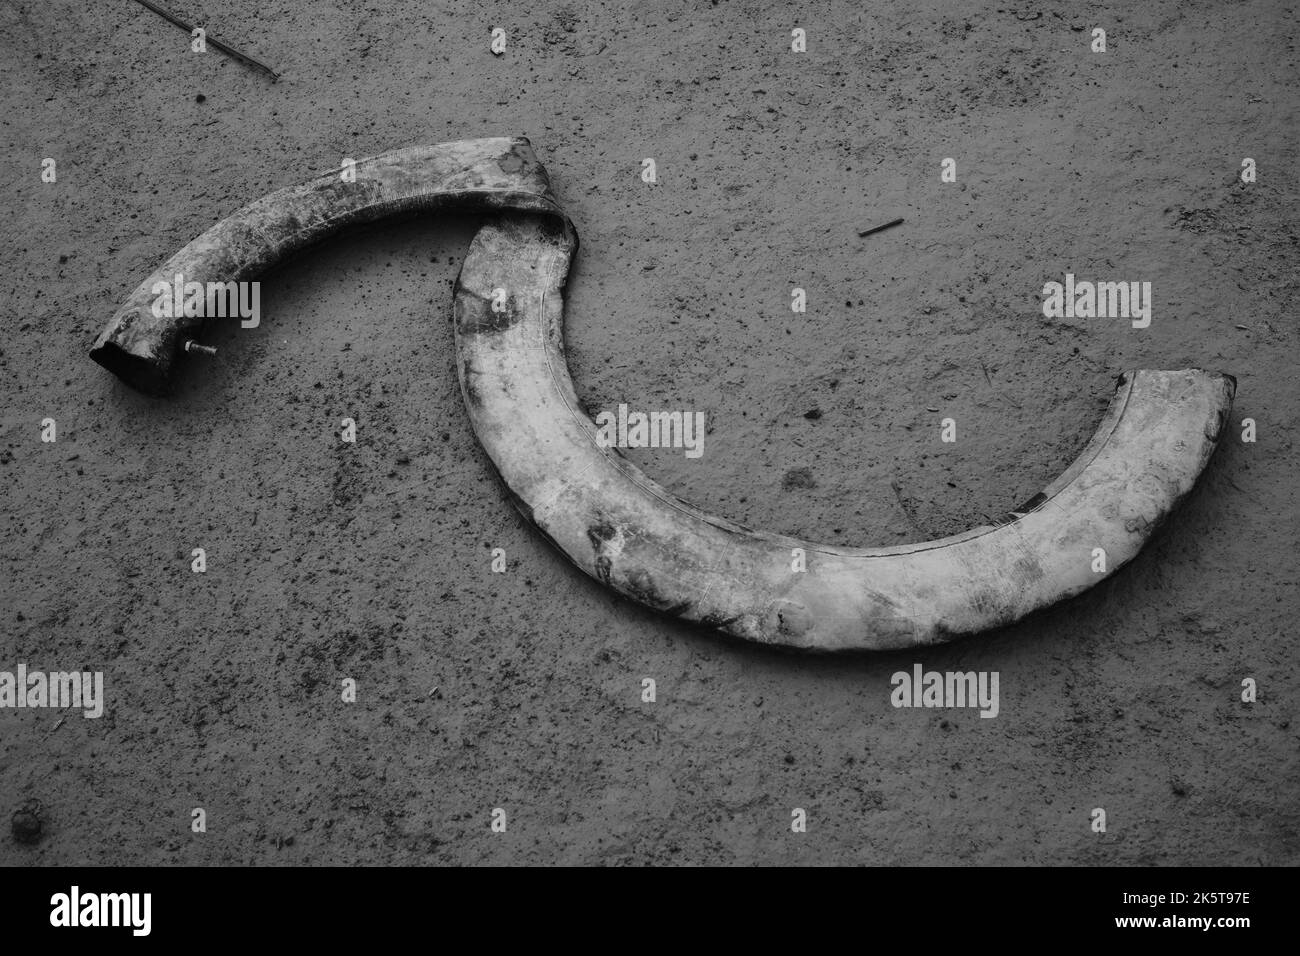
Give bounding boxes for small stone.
[11,801,43,845]
[781,467,816,490]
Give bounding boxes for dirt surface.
[2,0,1297,865]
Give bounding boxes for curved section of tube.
[90,137,571,395]
[453,215,1235,650]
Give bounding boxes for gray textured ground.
[1,0,1297,865]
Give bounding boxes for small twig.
[890,478,925,535]
[857,217,904,238]
[1227,477,1259,502]
[131,0,280,80]
[43,704,72,739]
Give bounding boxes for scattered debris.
[891,478,925,534]
[43,706,70,739]
[781,466,817,490]
[857,217,904,238]
[130,0,280,80]
[11,799,44,845]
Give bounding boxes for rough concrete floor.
[1,0,1296,864]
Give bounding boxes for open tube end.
[89,340,174,396]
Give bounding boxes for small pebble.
[11,801,43,845]
[781,467,816,490]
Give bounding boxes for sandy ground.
[1,0,1297,865]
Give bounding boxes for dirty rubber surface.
[1,1,1297,865]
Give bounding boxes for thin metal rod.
[857,217,904,238]
[130,0,280,80]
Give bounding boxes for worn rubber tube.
[91,137,1236,651]
[90,138,571,394]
